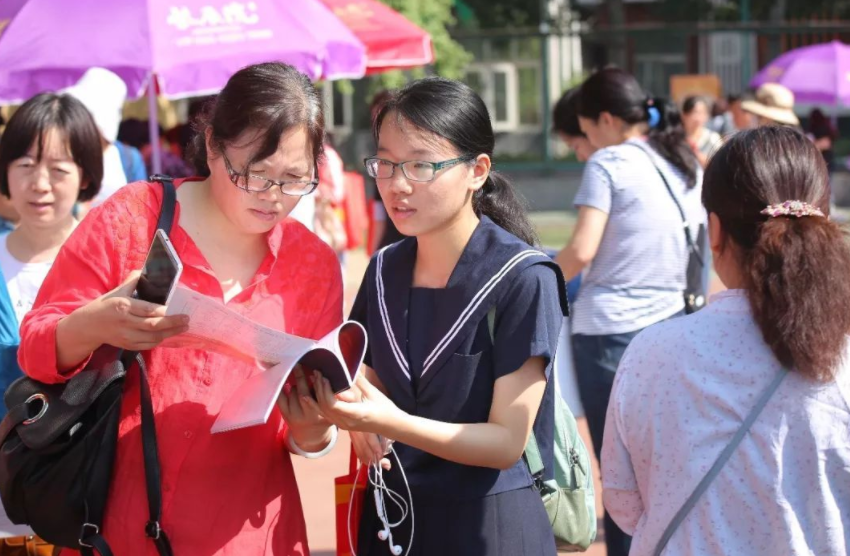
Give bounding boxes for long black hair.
[373,77,539,246]
[578,67,698,188]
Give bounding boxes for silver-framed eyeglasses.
[364,156,473,183]
[222,152,319,196]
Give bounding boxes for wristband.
[287,425,338,459]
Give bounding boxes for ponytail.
[645,97,698,188]
[703,126,850,381]
[472,171,539,247]
[745,217,850,381]
[577,69,698,187]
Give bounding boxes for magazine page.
[305,321,367,392]
[211,322,366,433]
[164,286,314,364]
[210,359,301,434]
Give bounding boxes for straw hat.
[741,83,800,126]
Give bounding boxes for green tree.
[372,0,473,91]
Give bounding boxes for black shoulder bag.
[0,175,177,556]
[629,142,707,314]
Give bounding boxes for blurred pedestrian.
[19,62,341,556]
[728,93,757,132]
[556,67,704,556]
[808,108,838,173]
[313,135,348,262]
[708,96,734,136]
[64,68,147,206]
[368,90,405,254]
[553,87,596,162]
[603,126,850,556]
[0,91,103,549]
[682,95,723,168]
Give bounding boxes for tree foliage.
[371,0,473,91]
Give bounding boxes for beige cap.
[741,83,800,126]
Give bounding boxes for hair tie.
[760,200,825,218]
[645,99,661,129]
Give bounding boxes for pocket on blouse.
[417,350,494,422]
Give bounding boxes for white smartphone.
[135,229,183,306]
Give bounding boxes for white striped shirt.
[571,138,705,336]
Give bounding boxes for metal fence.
[446,22,850,169]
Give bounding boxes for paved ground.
[292,245,608,556]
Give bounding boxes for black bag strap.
[626,142,704,268]
[138,353,174,556]
[137,175,175,556]
[105,175,176,556]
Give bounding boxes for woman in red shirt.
[18,62,343,555]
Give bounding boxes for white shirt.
[0,234,53,326]
[572,138,705,335]
[602,289,850,556]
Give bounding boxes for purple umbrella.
[0,0,366,171]
[0,0,365,101]
[750,40,850,105]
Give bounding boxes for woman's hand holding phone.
[56,272,190,369]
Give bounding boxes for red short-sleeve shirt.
[19,180,343,555]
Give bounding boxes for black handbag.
[629,143,707,314]
[0,176,178,556]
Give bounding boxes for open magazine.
[164,287,367,434]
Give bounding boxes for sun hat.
[741,83,800,126]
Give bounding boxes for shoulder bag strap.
[653,369,788,555]
[486,305,546,481]
[119,175,177,556]
[626,142,704,268]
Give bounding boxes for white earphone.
[374,488,403,555]
[348,446,414,556]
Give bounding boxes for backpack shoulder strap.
[486,305,545,477]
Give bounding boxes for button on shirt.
[19,180,344,556]
[572,139,705,335]
[602,289,850,556]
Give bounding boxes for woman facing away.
[19,62,343,555]
[555,67,704,556]
[309,77,568,556]
[602,126,850,555]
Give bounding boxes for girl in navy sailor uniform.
[309,78,568,556]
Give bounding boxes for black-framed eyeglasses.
[364,156,473,183]
[222,152,319,196]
